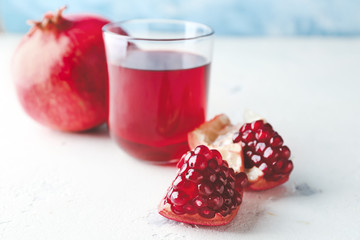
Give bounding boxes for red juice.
[108,50,210,162]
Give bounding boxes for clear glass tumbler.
[103,19,214,163]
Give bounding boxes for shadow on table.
[210,182,321,233]
[73,123,110,139]
[212,186,290,233]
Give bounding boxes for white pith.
[188,110,267,181]
[245,166,264,182]
[188,114,244,172]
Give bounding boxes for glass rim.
[102,18,214,41]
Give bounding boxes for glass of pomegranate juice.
[103,19,214,163]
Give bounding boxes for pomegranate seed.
[240,123,251,133]
[170,191,189,206]
[224,197,232,206]
[255,142,266,153]
[263,147,274,159]
[192,196,207,208]
[183,204,197,215]
[171,204,185,215]
[173,176,197,196]
[242,130,255,142]
[232,131,242,143]
[273,159,285,171]
[185,169,204,183]
[222,161,229,168]
[218,174,227,185]
[211,149,223,165]
[227,179,235,189]
[234,192,242,206]
[179,163,189,175]
[220,166,230,178]
[245,150,253,158]
[205,171,217,183]
[235,172,248,191]
[263,123,273,131]
[225,187,234,197]
[270,134,283,147]
[247,140,257,148]
[194,145,213,160]
[228,168,235,180]
[198,207,216,219]
[166,187,174,199]
[255,129,270,141]
[282,160,293,174]
[251,120,264,131]
[176,151,194,168]
[207,158,220,172]
[188,154,207,170]
[172,176,183,188]
[251,154,262,166]
[266,152,279,165]
[207,193,224,210]
[214,180,225,194]
[244,158,254,168]
[280,146,291,159]
[198,180,215,196]
[177,155,186,168]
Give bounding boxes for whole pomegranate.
[12,7,110,131]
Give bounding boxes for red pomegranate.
[12,7,111,131]
[233,119,293,191]
[188,112,294,191]
[159,145,247,226]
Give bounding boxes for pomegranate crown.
[27,6,67,35]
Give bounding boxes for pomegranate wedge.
[233,119,293,191]
[159,145,247,226]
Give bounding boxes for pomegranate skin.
[159,200,239,226]
[12,9,110,131]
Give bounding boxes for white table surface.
[1,34,359,240]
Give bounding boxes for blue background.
[1,0,360,36]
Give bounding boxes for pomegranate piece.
[233,120,293,191]
[159,145,247,226]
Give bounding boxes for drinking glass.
[103,19,214,163]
